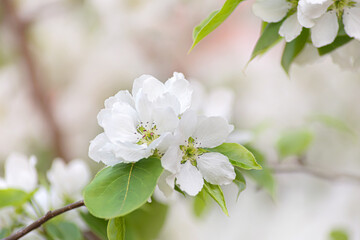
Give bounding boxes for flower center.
[329,0,356,17]
[136,122,159,145]
[179,137,206,166]
[286,0,299,15]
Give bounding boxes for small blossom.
[159,111,235,196]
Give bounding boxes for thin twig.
[270,163,360,183]
[2,0,69,162]
[3,200,85,240]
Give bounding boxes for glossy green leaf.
[190,0,244,51]
[281,28,309,73]
[45,221,83,240]
[84,157,163,219]
[203,181,228,216]
[243,146,276,198]
[250,21,283,60]
[234,168,246,200]
[193,189,210,218]
[330,229,348,240]
[206,143,261,170]
[124,200,168,240]
[277,129,314,158]
[0,189,28,209]
[80,211,108,240]
[107,217,125,240]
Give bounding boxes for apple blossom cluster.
[0,153,90,239]
[252,0,360,47]
[89,73,236,196]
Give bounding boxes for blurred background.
[0,0,360,239]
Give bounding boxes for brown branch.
[3,200,85,240]
[2,0,69,162]
[270,163,360,183]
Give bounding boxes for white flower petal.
[176,161,204,196]
[104,90,134,109]
[101,103,140,144]
[152,107,179,134]
[343,7,360,40]
[193,116,231,148]
[115,142,151,163]
[279,14,303,42]
[297,4,315,27]
[132,74,165,101]
[177,110,198,140]
[164,72,193,113]
[252,0,291,22]
[5,153,37,192]
[154,132,175,153]
[89,133,123,166]
[298,0,332,19]
[135,91,154,123]
[154,93,181,116]
[157,171,176,198]
[161,145,182,173]
[311,11,339,47]
[197,153,235,185]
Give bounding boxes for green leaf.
[124,200,168,240]
[206,143,261,170]
[233,168,246,200]
[80,211,108,240]
[203,181,228,216]
[277,129,314,158]
[250,21,283,60]
[107,217,125,240]
[281,28,309,74]
[0,189,29,209]
[190,0,244,51]
[330,229,348,240]
[243,146,276,198]
[84,157,163,219]
[193,189,210,218]
[45,221,83,240]
[318,36,352,56]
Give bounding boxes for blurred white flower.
[0,153,37,192]
[160,111,235,196]
[190,81,235,121]
[47,158,91,202]
[252,0,328,42]
[89,73,193,165]
[330,40,360,69]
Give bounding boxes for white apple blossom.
[309,0,360,47]
[252,0,331,42]
[0,153,38,192]
[159,111,236,196]
[251,0,360,47]
[47,158,91,203]
[89,73,193,165]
